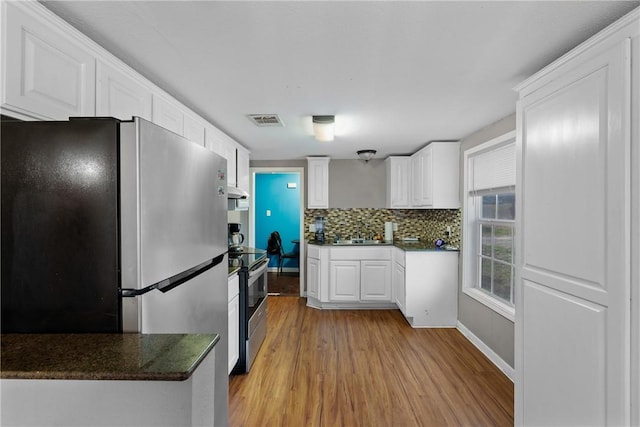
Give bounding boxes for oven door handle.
[249,259,269,278]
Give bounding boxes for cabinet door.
[410,153,422,207]
[516,35,632,426]
[386,157,411,208]
[206,130,237,188]
[152,94,183,135]
[183,114,206,146]
[430,142,460,208]
[228,293,240,374]
[96,61,152,121]
[418,146,433,206]
[307,257,319,299]
[307,157,330,208]
[329,261,359,301]
[393,262,406,313]
[3,2,96,119]
[236,147,250,193]
[360,260,392,301]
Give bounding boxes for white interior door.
[516,38,631,426]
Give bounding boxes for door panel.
[522,280,606,426]
[330,261,359,301]
[517,39,631,426]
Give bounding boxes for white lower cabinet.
[227,274,239,375]
[307,244,457,322]
[307,245,393,309]
[306,256,320,300]
[399,251,458,327]
[360,260,392,301]
[392,260,406,314]
[329,261,360,302]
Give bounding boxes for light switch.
[266,210,271,217]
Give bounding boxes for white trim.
[513,7,639,94]
[462,288,515,322]
[250,167,306,297]
[462,131,517,320]
[457,321,515,382]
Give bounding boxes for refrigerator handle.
[120,254,225,297]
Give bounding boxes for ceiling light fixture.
[312,115,335,142]
[357,149,377,162]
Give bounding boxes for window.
[463,131,516,320]
[478,192,515,305]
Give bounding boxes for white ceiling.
[42,1,639,160]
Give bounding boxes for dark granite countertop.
[308,239,458,252]
[392,241,459,252]
[1,333,219,381]
[228,266,240,276]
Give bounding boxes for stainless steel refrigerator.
[1,117,229,425]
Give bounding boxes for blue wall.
[255,173,300,268]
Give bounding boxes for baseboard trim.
[456,321,515,382]
[267,267,299,273]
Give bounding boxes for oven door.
[247,258,268,320]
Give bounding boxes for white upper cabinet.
[410,142,459,209]
[183,113,206,146]
[236,146,250,194]
[386,156,411,208]
[96,60,152,121]
[389,142,459,209]
[206,127,238,188]
[152,94,184,136]
[410,146,433,207]
[2,1,96,120]
[307,157,330,209]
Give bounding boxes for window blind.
[468,142,515,194]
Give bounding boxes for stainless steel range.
[229,247,268,373]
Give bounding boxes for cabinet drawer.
[307,244,321,259]
[330,247,391,260]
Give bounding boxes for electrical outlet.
[446,226,451,234]
[309,224,316,232]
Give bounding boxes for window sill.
[462,288,515,322]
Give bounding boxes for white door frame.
[249,167,306,297]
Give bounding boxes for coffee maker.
[228,223,244,252]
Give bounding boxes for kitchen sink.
[332,239,388,245]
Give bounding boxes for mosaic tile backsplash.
[305,208,461,247]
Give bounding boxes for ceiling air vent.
[247,114,284,127]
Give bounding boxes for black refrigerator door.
[1,119,121,333]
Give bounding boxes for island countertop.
[1,333,219,381]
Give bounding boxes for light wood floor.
[229,297,513,427]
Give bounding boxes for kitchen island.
[1,333,219,426]
[307,240,458,326]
